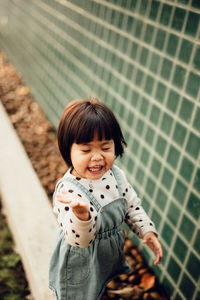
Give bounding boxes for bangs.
[74,113,113,144]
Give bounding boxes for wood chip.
[140,273,156,291]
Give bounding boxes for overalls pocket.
[66,247,90,285]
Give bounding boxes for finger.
[58,200,71,204]
[70,201,88,208]
[154,253,162,265]
[154,257,160,265]
[56,195,71,204]
[58,191,69,199]
[57,199,72,204]
[154,246,163,265]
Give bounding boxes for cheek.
[73,153,89,166]
[70,149,80,165]
[107,153,115,164]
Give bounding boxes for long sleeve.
[53,181,97,248]
[117,167,158,238]
[125,191,157,238]
[53,166,158,247]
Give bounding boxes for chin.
[87,170,105,180]
[88,174,103,180]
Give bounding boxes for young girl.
[49,98,163,300]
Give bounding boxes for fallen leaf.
[128,274,137,283]
[108,285,144,299]
[140,273,156,290]
[119,273,128,281]
[108,286,134,296]
[138,268,148,275]
[107,280,116,289]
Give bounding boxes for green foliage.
[0,207,30,299]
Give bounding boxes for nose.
[91,152,103,161]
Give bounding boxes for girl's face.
[70,133,115,180]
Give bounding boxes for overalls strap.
[111,165,123,198]
[61,176,102,212]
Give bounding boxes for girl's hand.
[142,232,163,265]
[56,191,90,221]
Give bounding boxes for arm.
[53,183,97,248]
[125,193,158,238]
[126,193,163,264]
[118,168,163,265]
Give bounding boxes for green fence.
[0,1,199,299]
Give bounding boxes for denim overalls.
[49,166,130,300]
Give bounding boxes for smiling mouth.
[88,166,104,173]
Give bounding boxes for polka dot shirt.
[53,165,157,248]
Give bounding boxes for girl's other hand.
[142,232,163,265]
[56,191,90,221]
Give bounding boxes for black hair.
[57,98,127,167]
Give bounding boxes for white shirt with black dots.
[53,165,157,248]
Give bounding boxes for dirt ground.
[0,52,169,300]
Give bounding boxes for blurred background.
[0,1,199,299]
